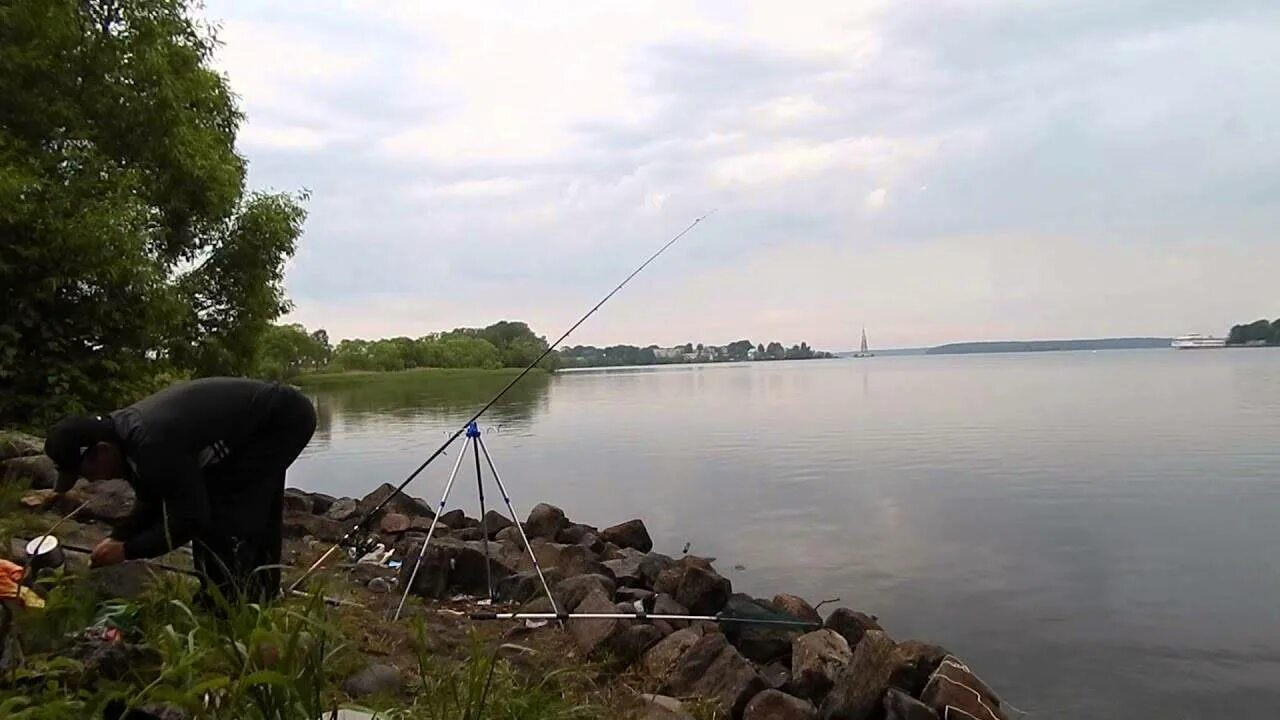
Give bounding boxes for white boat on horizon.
[1172,333,1226,349]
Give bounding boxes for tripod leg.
[474,435,494,601]
[476,436,561,616]
[394,441,469,621]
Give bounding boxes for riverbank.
[293,366,545,388]
[1,430,1014,719]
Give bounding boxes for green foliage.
[314,321,555,375]
[254,323,332,380]
[560,338,832,367]
[1226,318,1280,345]
[0,0,306,426]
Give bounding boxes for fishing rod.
[470,610,821,628]
[289,213,712,593]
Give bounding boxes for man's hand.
[90,539,126,568]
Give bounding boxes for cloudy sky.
[202,1,1279,350]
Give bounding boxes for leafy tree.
[726,340,754,360]
[1227,319,1278,345]
[0,0,305,425]
[757,343,766,355]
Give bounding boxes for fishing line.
[290,213,713,593]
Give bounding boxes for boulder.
[567,587,629,657]
[325,498,360,522]
[342,663,404,698]
[603,551,645,588]
[891,641,949,697]
[368,577,394,594]
[357,483,432,520]
[663,632,766,719]
[397,544,449,599]
[525,503,569,539]
[824,608,882,650]
[88,562,159,600]
[744,690,818,720]
[640,552,677,589]
[790,629,852,702]
[527,539,571,571]
[495,524,525,547]
[673,564,732,615]
[378,512,411,535]
[551,574,616,612]
[2,455,58,489]
[0,430,43,461]
[614,624,667,668]
[919,657,1008,720]
[457,527,486,541]
[601,542,625,560]
[409,516,436,533]
[557,522,598,544]
[309,492,336,515]
[555,544,615,580]
[642,626,706,684]
[773,593,822,624]
[600,518,653,552]
[282,513,346,542]
[640,694,695,720]
[883,688,939,720]
[438,509,471,529]
[759,662,790,690]
[495,569,562,604]
[446,539,515,595]
[480,510,514,538]
[617,587,655,607]
[652,593,690,629]
[78,478,136,522]
[282,488,314,515]
[819,630,897,720]
[722,594,804,664]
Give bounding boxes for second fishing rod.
[290,213,711,593]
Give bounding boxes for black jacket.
[108,378,287,559]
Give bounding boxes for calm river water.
[293,349,1280,719]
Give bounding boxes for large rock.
[663,563,732,615]
[791,629,852,702]
[891,641,949,697]
[0,431,42,461]
[309,492,336,515]
[325,498,360,522]
[71,478,136,523]
[557,522,598,544]
[357,483,432,520]
[614,624,667,668]
[603,550,646,588]
[824,608,882,650]
[378,512,411,535]
[525,503,569,539]
[494,524,525,547]
[642,626,705,683]
[819,630,897,720]
[773,594,822,624]
[551,574,616,612]
[640,552,677,589]
[663,632,766,719]
[883,689,939,720]
[282,513,346,542]
[2,455,58,489]
[618,587,656,607]
[398,545,449,599]
[480,510,514,538]
[495,569,562,604]
[652,593,690,629]
[438,509,471,529]
[282,488,314,515]
[600,518,653,552]
[744,690,818,720]
[567,587,629,657]
[919,657,1008,720]
[555,543,615,580]
[760,662,790,690]
[446,539,514,595]
[722,594,804,664]
[342,663,403,698]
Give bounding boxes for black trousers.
[193,385,316,607]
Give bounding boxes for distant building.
[654,346,684,360]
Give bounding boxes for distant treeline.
[559,340,832,368]
[254,321,554,378]
[1226,319,1280,346]
[927,338,1172,355]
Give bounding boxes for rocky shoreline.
[3,430,1014,720]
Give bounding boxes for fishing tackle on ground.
[290,213,712,593]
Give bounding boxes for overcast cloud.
[202,0,1280,350]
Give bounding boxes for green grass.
[293,367,544,388]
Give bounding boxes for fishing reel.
[340,527,383,561]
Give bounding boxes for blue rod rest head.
[466,421,481,438]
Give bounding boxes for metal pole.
[393,440,470,621]
[470,611,820,628]
[469,424,494,601]
[476,435,561,615]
